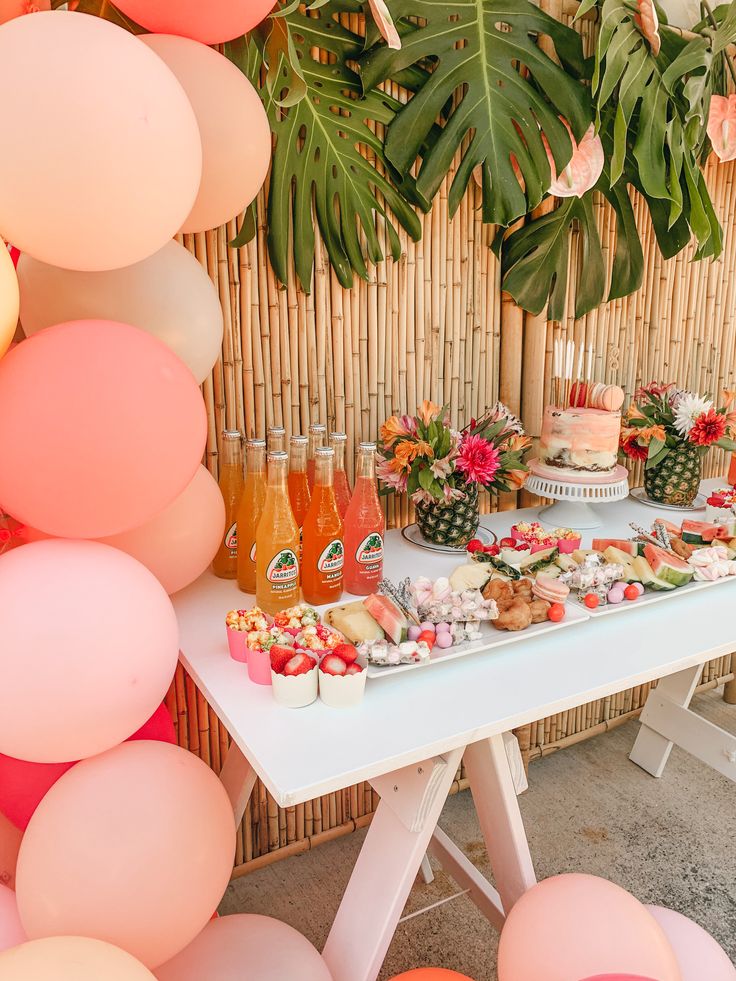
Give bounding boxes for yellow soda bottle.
[212,430,244,579]
[256,450,301,614]
[236,438,267,594]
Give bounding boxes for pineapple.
[644,443,702,507]
[415,480,479,548]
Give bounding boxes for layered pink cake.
[538,405,621,476]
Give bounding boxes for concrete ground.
[221,688,736,979]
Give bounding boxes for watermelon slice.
[654,518,682,538]
[592,538,638,555]
[631,555,674,590]
[363,593,408,645]
[681,519,718,545]
[643,544,694,588]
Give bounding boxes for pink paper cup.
[557,536,582,554]
[226,627,248,663]
[247,648,272,685]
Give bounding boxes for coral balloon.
[17,742,236,969]
[0,885,24,953]
[646,906,735,981]
[497,874,681,981]
[141,36,271,235]
[114,0,276,45]
[99,466,225,594]
[0,320,207,538]
[17,244,223,383]
[0,937,157,981]
[154,914,332,981]
[390,972,476,980]
[0,0,49,25]
[0,540,179,763]
[0,11,201,270]
[0,243,18,360]
[0,815,21,892]
[0,703,176,831]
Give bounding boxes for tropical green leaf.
[357,0,591,227]
[227,0,422,291]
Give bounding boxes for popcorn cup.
[271,666,318,708]
[319,667,367,708]
[557,535,582,554]
[247,648,272,685]
[226,627,248,663]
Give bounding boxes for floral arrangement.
[377,400,530,505]
[620,383,736,466]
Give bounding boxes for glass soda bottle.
[267,426,286,454]
[343,442,385,595]
[287,435,312,537]
[212,430,244,579]
[236,438,267,594]
[306,423,326,492]
[329,432,352,519]
[729,453,736,487]
[256,451,301,614]
[301,447,344,605]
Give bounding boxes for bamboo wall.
[169,13,736,873]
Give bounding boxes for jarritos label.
[224,522,237,555]
[317,539,344,580]
[355,532,383,567]
[266,548,299,591]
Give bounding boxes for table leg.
[463,734,537,914]
[218,741,257,825]
[629,663,703,778]
[322,747,464,981]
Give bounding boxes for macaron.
[532,573,570,604]
[599,384,624,412]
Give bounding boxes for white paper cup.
[271,665,318,708]
[319,667,367,708]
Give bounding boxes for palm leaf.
[357,0,591,227]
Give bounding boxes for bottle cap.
[308,424,327,433]
[315,447,335,457]
[247,438,266,447]
[359,441,377,451]
[329,432,347,441]
[267,450,288,461]
[268,426,286,435]
[290,434,308,444]
[222,429,242,439]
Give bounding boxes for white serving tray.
[365,602,589,679]
[567,572,736,618]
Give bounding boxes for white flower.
[673,393,712,436]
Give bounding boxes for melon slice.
[681,519,717,545]
[631,555,676,591]
[363,593,408,644]
[593,538,638,555]
[325,601,384,643]
[643,544,694,588]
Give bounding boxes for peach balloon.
[0,884,24,953]
[99,465,225,594]
[497,874,681,981]
[17,742,236,969]
[141,35,271,234]
[154,914,333,981]
[17,243,223,383]
[0,815,21,892]
[0,11,201,270]
[0,0,50,26]
[0,320,207,538]
[646,906,735,981]
[0,243,18,360]
[0,937,157,981]
[390,972,476,979]
[0,540,179,763]
[114,0,277,45]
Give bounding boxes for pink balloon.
[114,0,277,45]
[154,914,333,981]
[0,883,24,953]
[497,874,681,981]
[646,906,735,981]
[0,1,50,26]
[0,11,201,271]
[0,703,176,831]
[99,466,225,595]
[0,937,158,981]
[0,540,179,763]
[579,976,659,980]
[390,972,476,980]
[0,814,21,891]
[0,320,207,538]
[17,742,235,969]
[141,36,271,235]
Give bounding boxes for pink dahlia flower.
[455,435,500,486]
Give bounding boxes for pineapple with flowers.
[378,401,530,547]
[620,383,736,506]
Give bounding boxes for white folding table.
[173,479,735,981]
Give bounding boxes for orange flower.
[722,389,736,409]
[417,400,441,426]
[504,433,532,453]
[506,469,527,490]
[394,439,434,469]
[636,424,666,446]
[380,415,411,447]
[625,404,647,422]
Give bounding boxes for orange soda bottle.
[236,438,267,594]
[267,426,286,454]
[301,447,344,605]
[329,432,352,519]
[306,423,326,492]
[256,451,301,614]
[288,435,311,535]
[344,442,385,595]
[729,453,736,486]
[212,430,243,579]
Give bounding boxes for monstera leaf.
[228,1,422,291]
[357,0,591,227]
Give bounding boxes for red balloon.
[0,704,176,830]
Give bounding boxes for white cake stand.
[525,460,630,529]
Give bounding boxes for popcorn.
[273,604,320,631]
[225,607,270,633]
[294,623,342,653]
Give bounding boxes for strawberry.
[284,652,316,676]
[269,644,295,674]
[484,544,500,556]
[334,642,359,665]
[499,537,516,548]
[320,654,347,676]
[345,663,364,675]
[466,539,483,553]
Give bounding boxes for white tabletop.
[173,478,735,807]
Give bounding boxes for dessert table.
[172,478,736,981]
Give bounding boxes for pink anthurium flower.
[545,121,604,198]
[707,94,736,162]
[368,0,401,49]
[633,0,661,56]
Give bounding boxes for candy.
[435,632,453,649]
[547,603,565,622]
[623,584,640,601]
[407,625,422,642]
[632,582,645,596]
[419,621,435,632]
[583,593,600,609]
[435,621,451,634]
[607,586,624,604]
